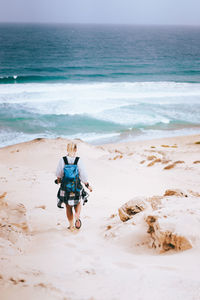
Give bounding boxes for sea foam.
[0,81,200,146]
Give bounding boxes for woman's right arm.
[78,159,92,192]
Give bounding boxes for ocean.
[0,23,200,147]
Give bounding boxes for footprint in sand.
[35,283,47,288]
[163,160,185,170]
[0,177,7,183]
[35,205,46,210]
[147,159,162,167]
[140,160,146,164]
[147,155,157,160]
[9,277,26,285]
[106,225,112,230]
[113,154,123,160]
[77,268,96,276]
[128,152,134,156]
[163,163,176,170]
[145,157,162,167]
[0,192,7,199]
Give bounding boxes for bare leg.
[74,202,82,229]
[74,202,81,221]
[66,204,74,228]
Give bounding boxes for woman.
[56,142,92,230]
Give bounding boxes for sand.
[0,134,200,300]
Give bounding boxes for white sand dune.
[0,135,200,300]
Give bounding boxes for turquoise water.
[0,24,200,146]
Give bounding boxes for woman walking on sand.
[56,142,92,230]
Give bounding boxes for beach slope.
[0,135,200,300]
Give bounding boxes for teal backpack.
[61,156,82,198]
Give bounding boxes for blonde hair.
[67,142,77,157]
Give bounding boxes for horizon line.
[0,21,200,27]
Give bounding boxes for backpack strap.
[74,157,80,165]
[63,156,79,165]
[63,156,68,165]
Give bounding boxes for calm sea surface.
[0,24,200,146]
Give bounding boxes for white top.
[56,156,88,183]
